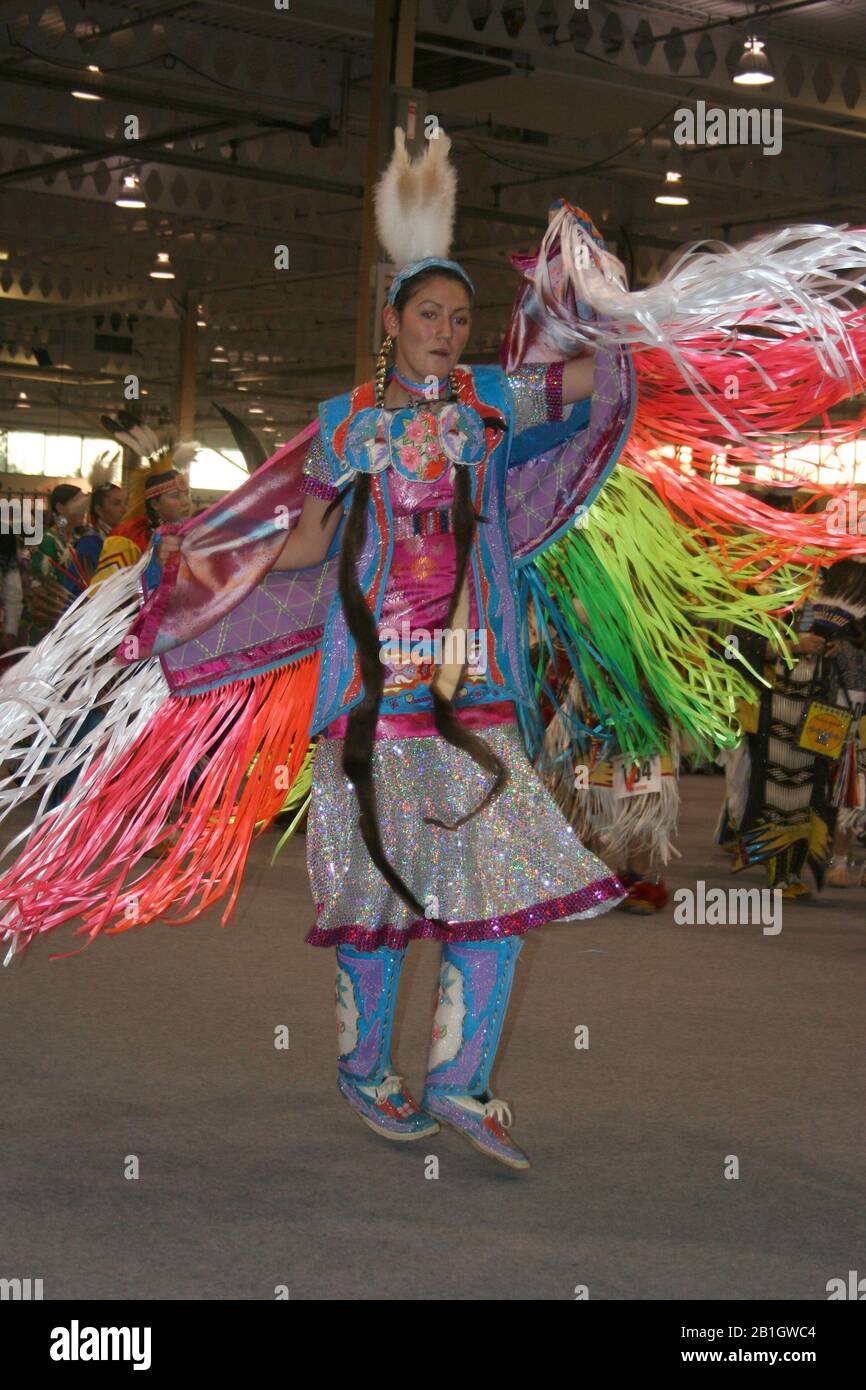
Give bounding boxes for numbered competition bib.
[613,755,663,799]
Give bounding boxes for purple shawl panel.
[505,338,634,563]
[501,240,634,562]
[118,419,320,663]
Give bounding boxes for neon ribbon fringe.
[0,653,320,960]
[531,467,807,764]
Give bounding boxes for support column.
[353,0,417,383]
[121,445,136,495]
[176,293,198,440]
[393,0,417,88]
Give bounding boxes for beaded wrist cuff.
[300,474,339,502]
[545,360,565,422]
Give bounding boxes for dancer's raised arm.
[562,349,596,404]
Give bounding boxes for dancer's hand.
[156,533,182,565]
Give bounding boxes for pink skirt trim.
[305,875,625,950]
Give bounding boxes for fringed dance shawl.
[0,339,632,957]
[4,205,866,957]
[511,206,866,573]
[503,208,866,772]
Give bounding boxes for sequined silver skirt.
[305,722,624,950]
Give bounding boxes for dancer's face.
[154,480,191,524]
[56,493,88,528]
[99,488,126,528]
[385,275,472,383]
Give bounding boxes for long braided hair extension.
[323,315,510,925]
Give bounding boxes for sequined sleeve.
[505,362,566,434]
[300,434,339,501]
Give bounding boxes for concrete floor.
[1,774,863,1301]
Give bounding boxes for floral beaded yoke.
[292,357,632,736]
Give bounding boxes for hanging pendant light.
[655,171,689,206]
[149,251,175,280]
[733,36,774,86]
[116,175,146,209]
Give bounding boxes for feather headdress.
[117,441,199,527]
[810,558,866,639]
[374,126,456,267]
[101,410,161,460]
[86,450,120,490]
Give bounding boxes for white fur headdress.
[373,127,473,304]
[374,126,457,268]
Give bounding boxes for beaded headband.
[387,256,475,306]
[145,470,184,500]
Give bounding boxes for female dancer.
[73,481,126,576]
[3,130,865,1173]
[28,484,89,641]
[157,137,624,1170]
